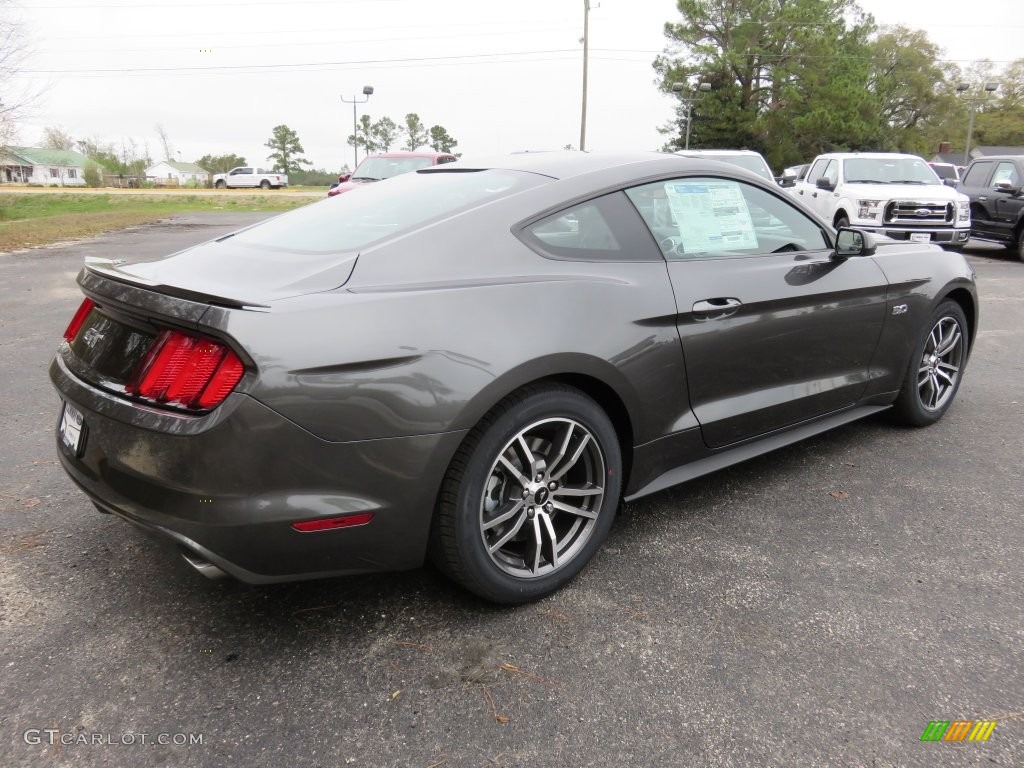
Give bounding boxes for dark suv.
[957,155,1024,259]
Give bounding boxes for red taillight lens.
[291,513,375,532]
[63,298,96,342]
[128,329,244,410]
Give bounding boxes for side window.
[961,161,993,187]
[805,158,829,185]
[822,160,839,186]
[519,192,661,262]
[625,177,829,260]
[992,162,1020,187]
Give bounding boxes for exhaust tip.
[180,549,228,580]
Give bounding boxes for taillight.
[63,298,95,342]
[128,329,244,411]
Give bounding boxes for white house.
[145,160,210,186]
[0,146,88,186]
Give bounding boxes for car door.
[992,160,1024,239]
[959,160,997,235]
[625,177,889,449]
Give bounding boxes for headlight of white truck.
[958,200,970,222]
[857,199,882,221]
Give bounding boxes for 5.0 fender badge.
[892,304,909,316]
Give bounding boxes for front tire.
[215,180,226,189]
[835,215,850,229]
[1009,227,1024,261]
[430,385,622,604]
[890,300,969,427]
[260,180,271,190]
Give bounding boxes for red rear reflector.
[291,513,375,532]
[63,298,95,342]
[128,329,244,410]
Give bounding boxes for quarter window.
[520,192,661,262]
[625,177,829,260]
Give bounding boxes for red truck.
[328,152,458,197]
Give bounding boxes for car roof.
[818,152,925,160]
[431,150,701,181]
[675,149,764,156]
[966,155,1024,161]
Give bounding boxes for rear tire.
[429,384,622,604]
[889,300,968,427]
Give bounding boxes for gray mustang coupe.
[51,152,977,603]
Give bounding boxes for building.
[0,146,89,186]
[145,160,210,186]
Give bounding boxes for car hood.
[843,182,964,202]
[90,237,358,306]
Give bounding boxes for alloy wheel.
[917,316,964,411]
[478,418,605,579]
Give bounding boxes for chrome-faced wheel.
[479,418,605,579]
[917,316,963,411]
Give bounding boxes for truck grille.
[884,201,954,226]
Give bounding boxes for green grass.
[0,191,312,251]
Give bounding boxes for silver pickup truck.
[213,167,288,190]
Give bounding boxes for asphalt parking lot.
[1,213,1021,767]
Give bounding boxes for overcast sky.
[7,0,1022,172]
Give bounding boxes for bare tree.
[1,2,31,146]
[42,125,74,150]
[154,123,173,161]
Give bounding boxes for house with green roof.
[145,160,210,186]
[0,146,89,186]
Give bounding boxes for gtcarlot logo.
[23,729,203,746]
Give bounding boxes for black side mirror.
[994,179,1020,195]
[834,227,877,258]
[777,176,795,188]
[816,177,835,191]
[942,178,957,187]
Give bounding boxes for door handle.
[798,189,804,195]
[978,196,987,201]
[811,192,818,198]
[693,298,742,316]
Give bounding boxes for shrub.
[83,162,103,188]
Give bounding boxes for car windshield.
[930,164,957,180]
[845,158,940,185]
[229,169,544,253]
[352,156,438,181]
[707,155,774,181]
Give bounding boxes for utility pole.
[955,81,999,166]
[340,86,374,170]
[579,0,590,151]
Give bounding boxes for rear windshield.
[712,155,774,181]
[230,169,544,253]
[353,156,440,180]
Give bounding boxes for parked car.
[790,152,971,250]
[674,149,775,182]
[328,152,457,196]
[929,162,960,186]
[956,155,1024,259]
[51,152,977,604]
[212,167,288,189]
[778,163,810,188]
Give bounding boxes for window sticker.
[663,181,758,253]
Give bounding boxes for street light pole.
[340,85,374,170]
[956,81,998,166]
[671,81,711,150]
[579,0,590,151]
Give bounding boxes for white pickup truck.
[790,152,970,250]
[212,167,288,190]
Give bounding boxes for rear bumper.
[50,354,466,583]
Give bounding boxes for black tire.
[835,215,850,229]
[429,384,622,604]
[215,180,226,189]
[1009,227,1024,261]
[889,300,969,427]
[940,243,964,252]
[260,180,271,190]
